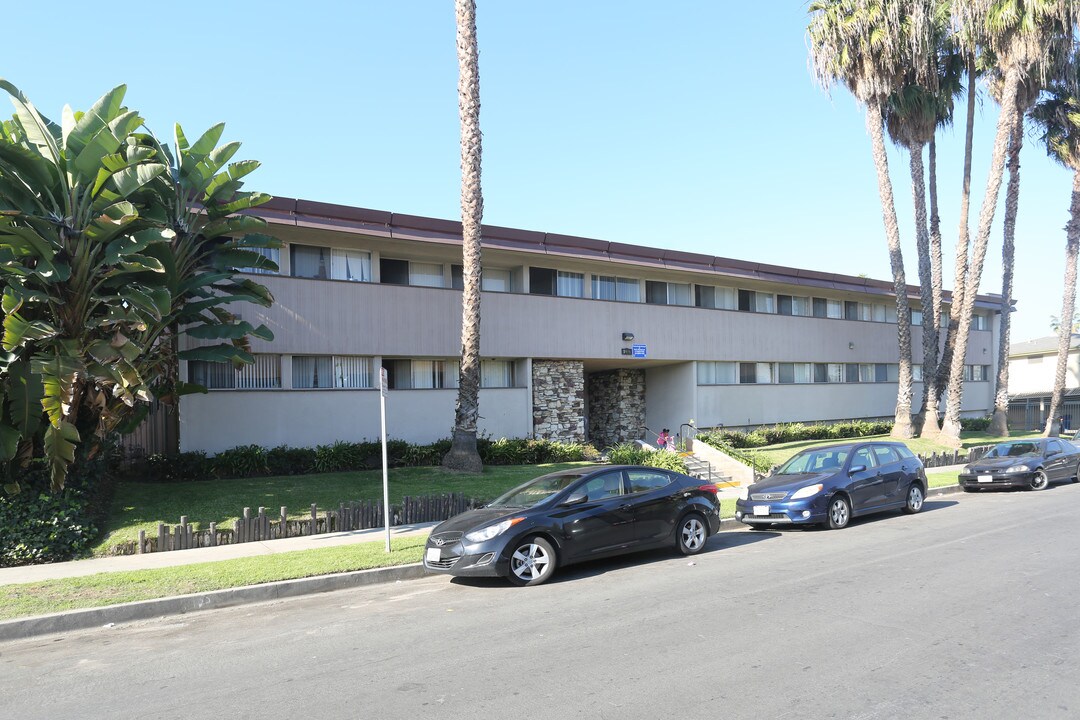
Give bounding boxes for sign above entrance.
[632,344,647,359]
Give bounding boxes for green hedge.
[0,452,115,567]
[703,420,894,449]
[695,433,774,475]
[131,437,599,482]
[959,416,992,431]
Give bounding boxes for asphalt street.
[4,484,1079,719]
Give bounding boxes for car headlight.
[464,517,523,543]
[1005,465,1031,474]
[961,465,972,473]
[790,483,824,500]
[739,486,749,500]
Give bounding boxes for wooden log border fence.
[123,493,481,555]
[917,444,992,469]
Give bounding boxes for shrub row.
[0,452,115,567]
[606,443,689,474]
[133,437,599,483]
[704,420,895,449]
[959,416,992,431]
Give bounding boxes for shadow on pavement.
[449,530,778,587]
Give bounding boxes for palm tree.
[939,0,1075,445]
[989,76,1042,436]
[936,3,985,415]
[923,44,966,433]
[1030,56,1080,436]
[885,79,942,435]
[809,0,927,439]
[443,0,485,472]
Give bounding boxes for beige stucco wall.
[1007,351,1080,395]
[694,379,993,429]
[200,275,995,366]
[180,387,529,454]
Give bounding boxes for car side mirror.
[848,464,867,475]
[561,490,588,507]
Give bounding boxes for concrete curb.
[0,562,429,642]
[1,485,965,641]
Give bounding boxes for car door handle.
[619,504,632,510]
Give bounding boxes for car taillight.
[698,484,720,495]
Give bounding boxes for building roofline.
[251,196,1009,309]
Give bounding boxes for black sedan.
[423,466,722,586]
[959,438,1080,491]
[734,441,927,530]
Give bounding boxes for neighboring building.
[1007,335,1080,431]
[178,197,1003,454]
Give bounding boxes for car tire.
[826,495,851,530]
[506,536,557,587]
[677,513,709,555]
[902,483,924,514]
[1030,470,1049,491]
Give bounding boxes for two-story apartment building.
[178,197,1003,453]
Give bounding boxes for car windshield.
[775,448,851,475]
[488,472,589,508]
[986,442,1041,458]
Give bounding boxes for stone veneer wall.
[532,360,586,443]
[587,369,646,449]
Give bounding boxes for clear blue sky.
[3,1,1072,343]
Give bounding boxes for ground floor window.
[189,354,281,389]
[294,355,373,389]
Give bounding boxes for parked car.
[422,466,722,586]
[958,438,1080,491]
[734,441,927,530]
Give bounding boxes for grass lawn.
[926,468,962,488]
[743,430,1043,471]
[0,536,428,621]
[95,463,594,555]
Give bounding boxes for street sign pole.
[380,368,390,553]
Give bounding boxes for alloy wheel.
[828,496,850,529]
[1030,471,1049,491]
[511,541,552,583]
[681,517,706,552]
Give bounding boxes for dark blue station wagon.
[735,441,928,530]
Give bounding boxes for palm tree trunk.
[443,0,484,473]
[921,134,943,435]
[909,142,940,436]
[941,66,1021,445]
[937,53,979,410]
[990,107,1025,437]
[1042,171,1080,436]
[866,102,914,438]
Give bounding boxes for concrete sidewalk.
[0,521,440,587]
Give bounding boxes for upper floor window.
[913,364,923,382]
[695,285,736,310]
[529,267,582,297]
[452,265,514,292]
[291,245,371,282]
[964,364,989,381]
[738,289,774,313]
[812,297,843,319]
[911,309,923,326]
[646,281,691,306]
[189,354,282,390]
[381,258,444,287]
[240,246,280,275]
[777,295,811,317]
[592,275,640,302]
[972,314,989,331]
